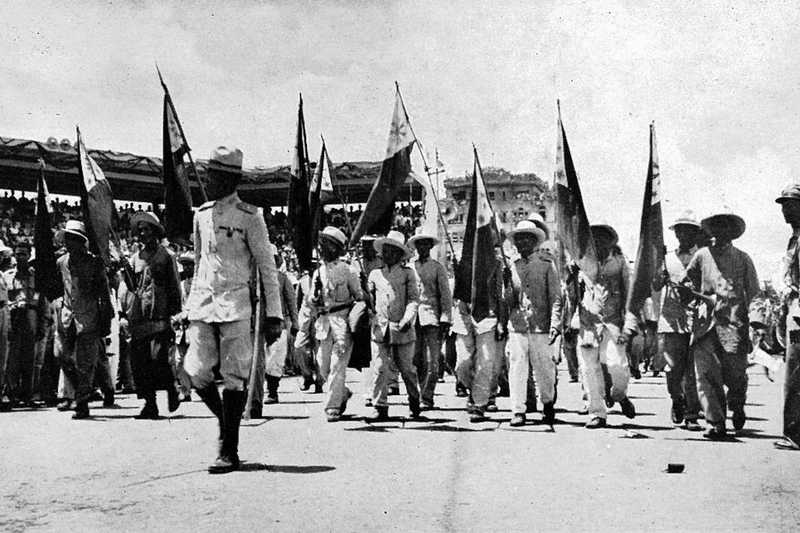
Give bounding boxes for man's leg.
[661,332,687,423]
[603,326,631,403]
[530,333,557,422]
[693,333,727,433]
[454,332,475,396]
[130,336,158,418]
[419,326,441,407]
[782,339,800,446]
[394,341,421,416]
[185,321,225,460]
[506,332,529,420]
[578,339,607,424]
[370,341,391,414]
[470,330,496,415]
[722,349,749,430]
[72,334,104,418]
[325,323,353,416]
[562,329,580,382]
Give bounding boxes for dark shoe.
[569,375,579,383]
[208,453,240,474]
[313,382,323,394]
[455,383,468,397]
[651,370,660,378]
[485,402,498,413]
[72,409,91,420]
[497,385,510,398]
[577,405,589,416]
[585,416,606,429]
[102,397,116,408]
[620,397,636,419]
[248,406,263,419]
[703,426,727,441]
[167,387,180,413]
[469,412,488,423]
[57,399,74,412]
[605,397,615,409]
[671,399,685,425]
[135,403,160,420]
[732,409,746,431]
[326,409,342,422]
[221,390,245,469]
[388,386,400,396]
[509,413,526,427]
[368,406,390,421]
[773,437,800,450]
[88,390,103,402]
[525,401,538,414]
[265,376,280,404]
[631,367,642,380]
[542,402,556,426]
[684,419,703,431]
[409,398,422,419]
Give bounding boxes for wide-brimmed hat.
[374,230,412,260]
[408,231,440,248]
[526,212,550,238]
[64,220,88,243]
[130,211,165,236]
[775,183,800,204]
[207,146,243,175]
[591,223,619,245]
[669,210,701,230]
[701,209,746,240]
[507,220,546,244]
[319,226,347,248]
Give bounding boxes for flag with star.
[350,85,416,244]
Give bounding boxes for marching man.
[408,231,452,410]
[184,146,283,474]
[295,226,362,422]
[367,230,421,420]
[505,221,561,427]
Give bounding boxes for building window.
[489,191,495,200]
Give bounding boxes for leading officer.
[184,146,283,474]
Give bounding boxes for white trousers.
[506,332,556,414]
[578,324,630,418]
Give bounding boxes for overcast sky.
[2,1,799,279]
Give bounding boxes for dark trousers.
[130,328,175,403]
[60,332,105,406]
[414,325,441,404]
[693,332,748,428]
[562,329,579,380]
[659,332,701,420]
[7,313,35,401]
[784,340,800,443]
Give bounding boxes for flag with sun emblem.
[626,122,665,315]
[350,86,416,245]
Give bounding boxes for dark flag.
[309,139,335,246]
[453,147,500,322]
[349,85,415,245]
[288,94,313,272]
[76,127,117,266]
[554,102,599,282]
[34,161,63,301]
[626,123,665,314]
[158,68,197,245]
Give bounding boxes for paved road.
[1,366,799,532]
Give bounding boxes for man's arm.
[247,213,282,320]
[399,268,420,330]
[437,263,452,324]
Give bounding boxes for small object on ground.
[666,463,685,474]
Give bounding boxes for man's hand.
[264,317,283,344]
[398,320,411,333]
[494,323,508,341]
[548,327,560,345]
[439,321,451,338]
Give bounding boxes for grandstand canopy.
[0,136,423,206]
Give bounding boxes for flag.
[159,69,196,245]
[34,161,63,301]
[349,86,416,244]
[453,147,500,321]
[554,103,598,281]
[626,123,665,314]
[76,127,117,266]
[288,94,314,272]
[309,140,336,246]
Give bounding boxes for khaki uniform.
[368,263,420,407]
[184,192,282,391]
[296,259,361,412]
[413,257,452,405]
[506,255,561,414]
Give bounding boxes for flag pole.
[394,82,457,263]
[156,64,208,203]
[473,143,511,274]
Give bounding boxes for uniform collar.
[217,192,240,206]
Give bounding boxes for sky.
[2,0,799,280]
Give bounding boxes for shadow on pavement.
[273,400,322,404]
[736,429,783,440]
[403,424,495,433]
[238,463,336,474]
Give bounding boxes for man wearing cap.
[505,220,562,426]
[55,221,112,419]
[577,223,637,428]
[774,185,800,450]
[367,230,421,420]
[683,209,759,440]
[119,212,182,419]
[295,226,361,422]
[184,146,283,473]
[652,211,703,431]
[409,231,452,410]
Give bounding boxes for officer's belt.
[318,302,354,315]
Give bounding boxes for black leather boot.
[196,386,224,447]
[209,390,245,474]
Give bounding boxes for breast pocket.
[333,280,350,303]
